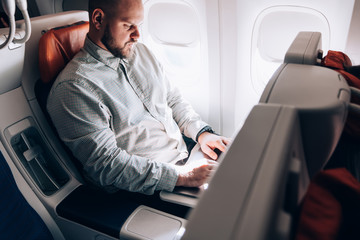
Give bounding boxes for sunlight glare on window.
[252,49,281,90]
[146,37,201,87]
[143,1,202,88]
[251,6,330,94]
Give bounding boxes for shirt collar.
[84,36,121,70]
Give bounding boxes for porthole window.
[142,1,202,88]
[251,6,330,94]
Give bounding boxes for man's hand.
[198,132,231,160]
[175,159,218,187]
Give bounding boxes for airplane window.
[141,0,210,122]
[142,1,203,88]
[251,6,330,94]
[145,36,201,88]
[147,2,199,46]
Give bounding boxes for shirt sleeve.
[47,79,178,195]
[165,74,208,141]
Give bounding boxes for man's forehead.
[117,14,143,25]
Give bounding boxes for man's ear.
[92,8,105,30]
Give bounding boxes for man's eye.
[124,24,133,30]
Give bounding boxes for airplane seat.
[321,50,360,140]
[36,20,89,115]
[294,48,360,239]
[181,31,351,240]
[31,16,190,240]
[35,20,89,173]
[284,31,323,65]
[260,31,350,179]
[38,21,89,86]
[0,150,53,239]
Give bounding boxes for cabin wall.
[231,0,355,137]
[2,0,358,137]
[346,0,360,65]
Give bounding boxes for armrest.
[56,185,190,238]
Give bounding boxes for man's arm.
[164,72,231,160]
[47,80,178,195]
[165,78,209,141]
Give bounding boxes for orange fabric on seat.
[38,21,89,84]
[295,168,360,240]
[321,50,360,89]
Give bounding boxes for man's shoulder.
[49,51,94,94]
[57,50,97,82]
[66,49,97,70]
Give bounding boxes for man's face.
[101,0,144,59]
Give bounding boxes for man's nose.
[131,26,140,40]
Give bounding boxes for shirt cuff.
[156,164,178,192]
[184,120,208,141]
[196,125,215,142]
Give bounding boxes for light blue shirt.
[47,37,208,194]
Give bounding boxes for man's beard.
[101,24,136,59]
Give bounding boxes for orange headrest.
[38,21,89,84]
